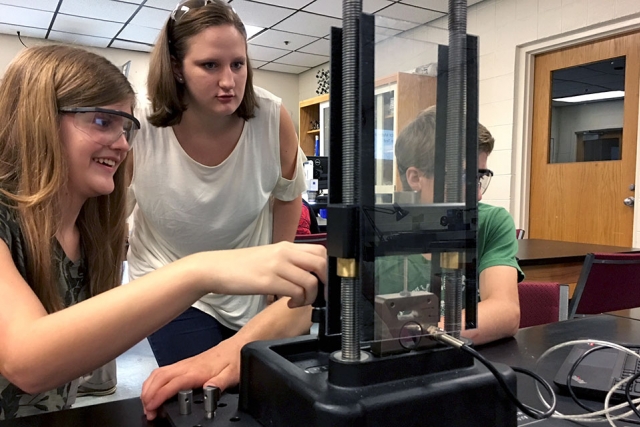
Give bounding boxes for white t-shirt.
[127,86,306,329]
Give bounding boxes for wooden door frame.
[512,16,640,246]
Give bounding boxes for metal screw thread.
[443,270,463,338]
[341,277,361,360]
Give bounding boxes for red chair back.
[569,252,640,317]
[294,233,327,247]
[518,281,562,328]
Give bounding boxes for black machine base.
[239,335,517,427]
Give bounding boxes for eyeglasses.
[171,0,215,23]
[59,107,140,150]
[477,168,493,195]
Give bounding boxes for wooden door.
[529,32,640,246]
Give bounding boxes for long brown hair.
[147,0,257,127]
[0,45,134,313]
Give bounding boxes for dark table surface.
[516,239,639,265]
[6,314,640,427]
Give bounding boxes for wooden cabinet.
[374,72,437,198]
[298,73,436,196]
[298,93,329,156]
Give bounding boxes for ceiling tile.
[0,4,54,28]
[48,31,112,48]
[250,29,318,51]
[467,0,484,6]
[52,15,123,38]
[374,15,419,31]
[248,44,289,61]
[250,59,268,68]
[260,62,309,74]
[0,0,59,12]
[273,11,341,37]
[277,51,328,67]
[118,23,161,44]
[111,39,154,52]
[400,0,448,13]
[376,3,445,24]
[298,37,330,56]
[129,6,170,29]
[144,0,178,10]
[0,23,47,39]
[117,0,146,3]
[304,0,393,18]
[250,0,308,9]
[59,0,139,23]
[228,0,294,28]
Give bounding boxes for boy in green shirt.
[377,107,523,345]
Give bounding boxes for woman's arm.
[273,105,302,244]
[0,241,325,394]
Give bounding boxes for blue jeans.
[147,307,237,367]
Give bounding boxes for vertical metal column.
[443,0,468,337]
[340,0,362,361]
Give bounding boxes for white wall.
[0,33,301,132]
[299,63,330,101]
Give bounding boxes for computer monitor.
[306,156,328,191]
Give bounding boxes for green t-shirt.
[376,203,524,295]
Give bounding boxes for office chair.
[569,252,640,317]
[515,229,526,239]
[294,232,327,247]
[518,281,569,328]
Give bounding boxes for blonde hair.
[0,45,133,313]
[147,0,257,127]
[395,106,494,191]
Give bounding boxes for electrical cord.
[427,326,556,420]
[534,339,640,425]
[565,346,640,425]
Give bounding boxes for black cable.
[16,31,27,48]
[625,370,640,419]
[566,345,606,413]
[460,345,556,420]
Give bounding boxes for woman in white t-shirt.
[128,1,313,419]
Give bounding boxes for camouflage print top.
[0,203,89,420]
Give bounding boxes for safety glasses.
[477,168,493,195]
[59,107,140,150]
[171,0,216,23]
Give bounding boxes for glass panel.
[374,87,395,202]
[549,56,625,163]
